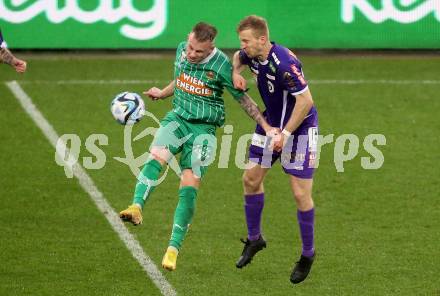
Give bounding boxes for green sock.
[169,186,198,250]
[132,159,162,209]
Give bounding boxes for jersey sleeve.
[279,58,308,96]
[219,59,245,101]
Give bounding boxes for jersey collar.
[198,47,218,64]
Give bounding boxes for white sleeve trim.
[290,85,308,96]
[0,41,6,49]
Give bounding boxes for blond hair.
[237,15,269,38]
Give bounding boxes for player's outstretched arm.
[0,47,14,65]
[232,51,247,91]
[13,58,27,73]
[143,80,175,101]
[0,47,27,73]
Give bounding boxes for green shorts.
[151,111,217,178]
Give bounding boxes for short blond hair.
[237,15,269,38]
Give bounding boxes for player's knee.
[293,190,313,209]
[180,170,200,188]
[293,190,308,202]
[149,147,169,165]
[242,172,262,192]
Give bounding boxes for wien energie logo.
[176,73,213,96]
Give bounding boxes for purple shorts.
[248,111,318,179]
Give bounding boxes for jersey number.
[267,80,274,93]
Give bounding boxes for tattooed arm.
[238,92,278,134]
[0,47,13,65]
[0,47,27,73]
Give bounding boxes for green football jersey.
[172,41,244,126]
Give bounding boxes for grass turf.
[1,54,439,295]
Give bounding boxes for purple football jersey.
[239,42,316,128]
[241,43,319,178]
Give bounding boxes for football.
[110,92,145,125]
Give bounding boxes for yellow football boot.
[162,246,179,271]
[119,204,143,225]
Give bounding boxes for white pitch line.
[6,81,177,296]
[15,79,440,85]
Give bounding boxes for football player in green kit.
[120,22,279,271]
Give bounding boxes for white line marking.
[14,79,440,85]
[6,81,177,296]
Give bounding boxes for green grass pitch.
[0,53,439,295]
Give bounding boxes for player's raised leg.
[119,147,169,225]
[162,169,200,271]
[236,164,269,268]
[289,175,315,284]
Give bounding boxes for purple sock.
[244,193,265,241]
[298,208,315,257]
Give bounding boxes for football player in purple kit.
[232,15,318,284]
[0,29,27,73]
